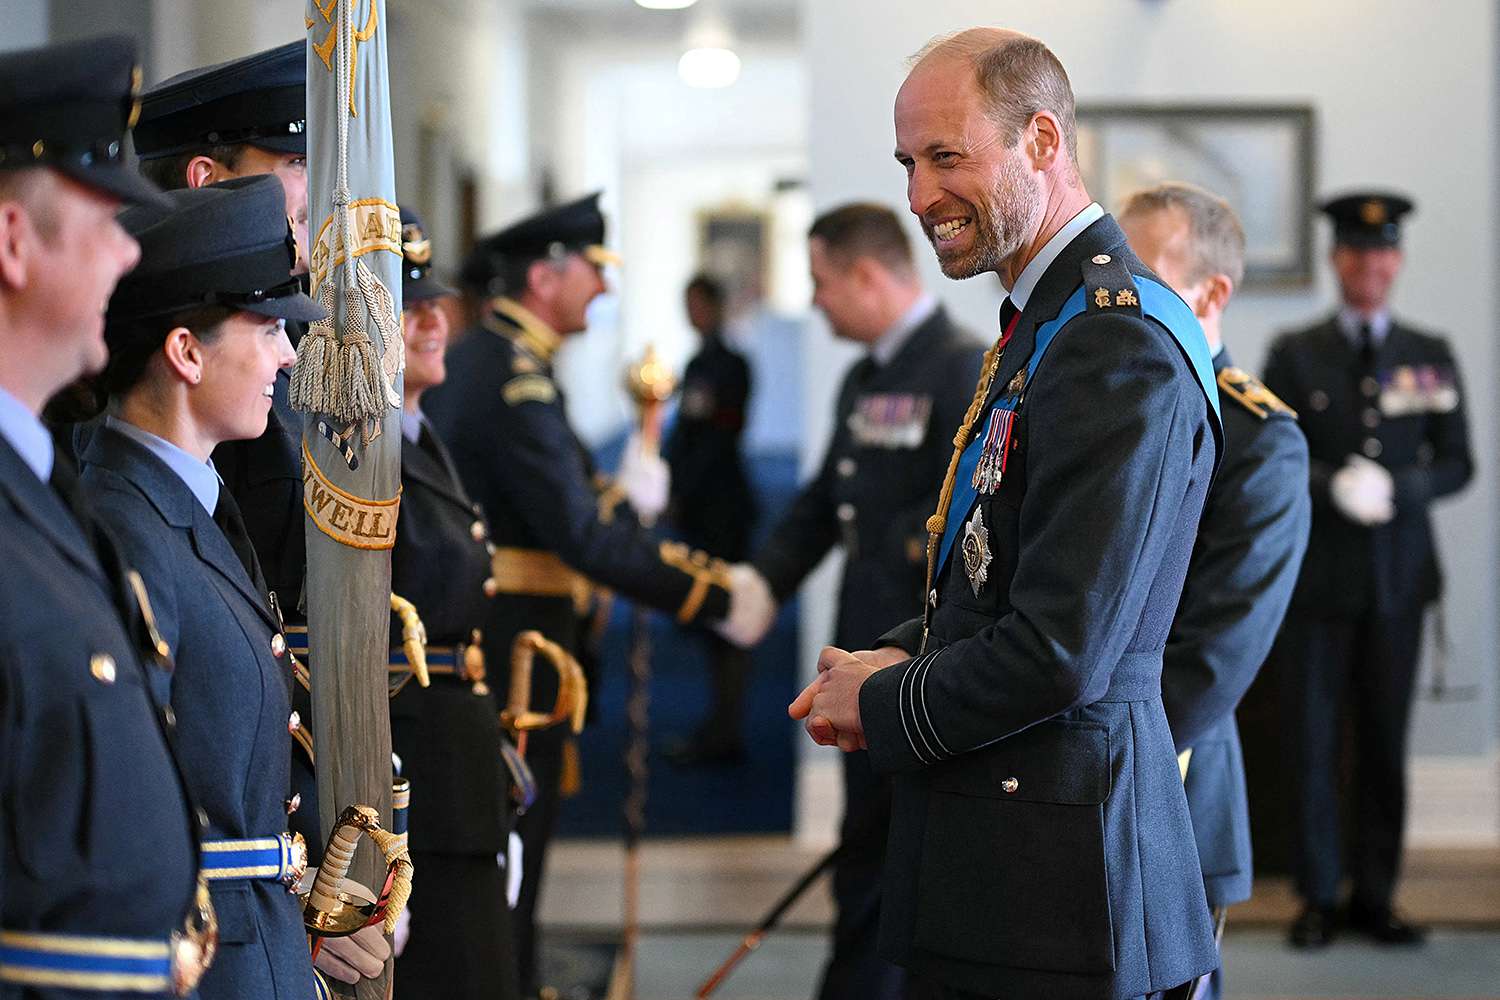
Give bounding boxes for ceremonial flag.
[294,1,405,994]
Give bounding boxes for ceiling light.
[635,0,698,9]
[678,46,740,88]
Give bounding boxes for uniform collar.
[105,414,220,514]
[871,292,938,367]
[400,407,424,444]
[485,296,563,365]
[0,384,53,483]
[1336,306,1391,347]
[1006,202,1105,311]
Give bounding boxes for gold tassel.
[367,825,414,933]
[559,738,582,798]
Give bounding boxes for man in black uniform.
[664,273,757,764]
[792,29,1221,999]
[1264,192,1472,949]
[422,192,772,997]
[748,202,982,1000]
[0,36,212,998]
[1121,182,1311,999]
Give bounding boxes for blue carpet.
[556,446,804,838]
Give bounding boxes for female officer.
[78,175,381,999]
[388,206,521,1000]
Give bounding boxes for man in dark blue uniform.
[133,41,310,628]
[1121,182,1312,999]
[1264,192,1472,949]
[792,28,1221,999]
[747,202,982,1000]
[664,273,757,764]
[0,36,213,998]
[423,193,771,998]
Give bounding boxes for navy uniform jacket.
[863,217,1221,999]
[423,302,732,696]
[0,437,201,998]
[663,335,754,559]
[1165,352,1310,908]
[754,307,982,649]
[389,424,510,856]
[79,427,314,1000]
[1262,317,1472,616]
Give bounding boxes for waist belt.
[487,547,591,612]
[201,832,307,889]
[285,625,308,657]
[1091,650,1165,703]
[389,632,488,696]
[0,930,177,993]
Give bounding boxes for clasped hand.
[788,646,908,751]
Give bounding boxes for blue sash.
[936,277,1219,576]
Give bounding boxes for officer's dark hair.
[1120,182,1246,289]
[912,29,1079,168]
[685,273,726,307]
[100,305,237,399]
[137,144,249,192]
[0,168,60,242]
[808,202,915,277]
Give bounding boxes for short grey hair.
[911,28,1079,166]
[1121,181,1246,287]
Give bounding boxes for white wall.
[1,0,48,51]
[798,0,1500,844]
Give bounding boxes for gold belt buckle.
[281,831,309,892]
[462,629,489,696]
[169,877,218,996]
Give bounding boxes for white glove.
[313,923,390,983]
[617,434,670,525]
[1330,454,1394,526]
[715,564,777,648]
[392,905,411,958]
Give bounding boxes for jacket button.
[470,520,487,542]
[161,705,176,729]
[89,653,116,685]
[270,633,286,658]
[196,807,210,831]
[1309,390,1329,412]
[1361,376,1380,398]
[287,711,302,733]
[483,577,500,598]
[837,458,857,478]
[1363,438,1383,459]
[1002,777,1019,794]
[285,793,301,815]
[837,503,856,522]
[1362,408,1381,429]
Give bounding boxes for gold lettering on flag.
[309,198,402,294]
[302,442,401,549]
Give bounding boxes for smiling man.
[790,28,1223,1000]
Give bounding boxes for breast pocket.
[913,719,1115,974]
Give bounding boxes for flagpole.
[297,2,406,996]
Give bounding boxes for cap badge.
[1361,199,1388,226]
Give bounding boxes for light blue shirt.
[400,408,424,445]
[1006,202,1106,312]
[871,293,939,367]
[0,385,53,482]
[1337,306,1391,349]
[107,416,220,514]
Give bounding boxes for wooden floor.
[540,838,1500,931]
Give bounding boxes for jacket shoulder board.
[1081,252,1142,316]
[1217,366,1297,420]
[501,373,557,407]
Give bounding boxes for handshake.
[615,434,777,647]
[1330,454,1395,526]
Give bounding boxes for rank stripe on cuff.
[201,832,299,881]
[912,647,953,759]
[0,931,173,992]
[897,648,953,766]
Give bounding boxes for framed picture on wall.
[697,206,771,315]
[1076,104,1316,287]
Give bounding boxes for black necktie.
[213,487,268,599]
[999,296,1020,335]
[1358,321,1377,371]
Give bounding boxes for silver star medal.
[961,505,992,598]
